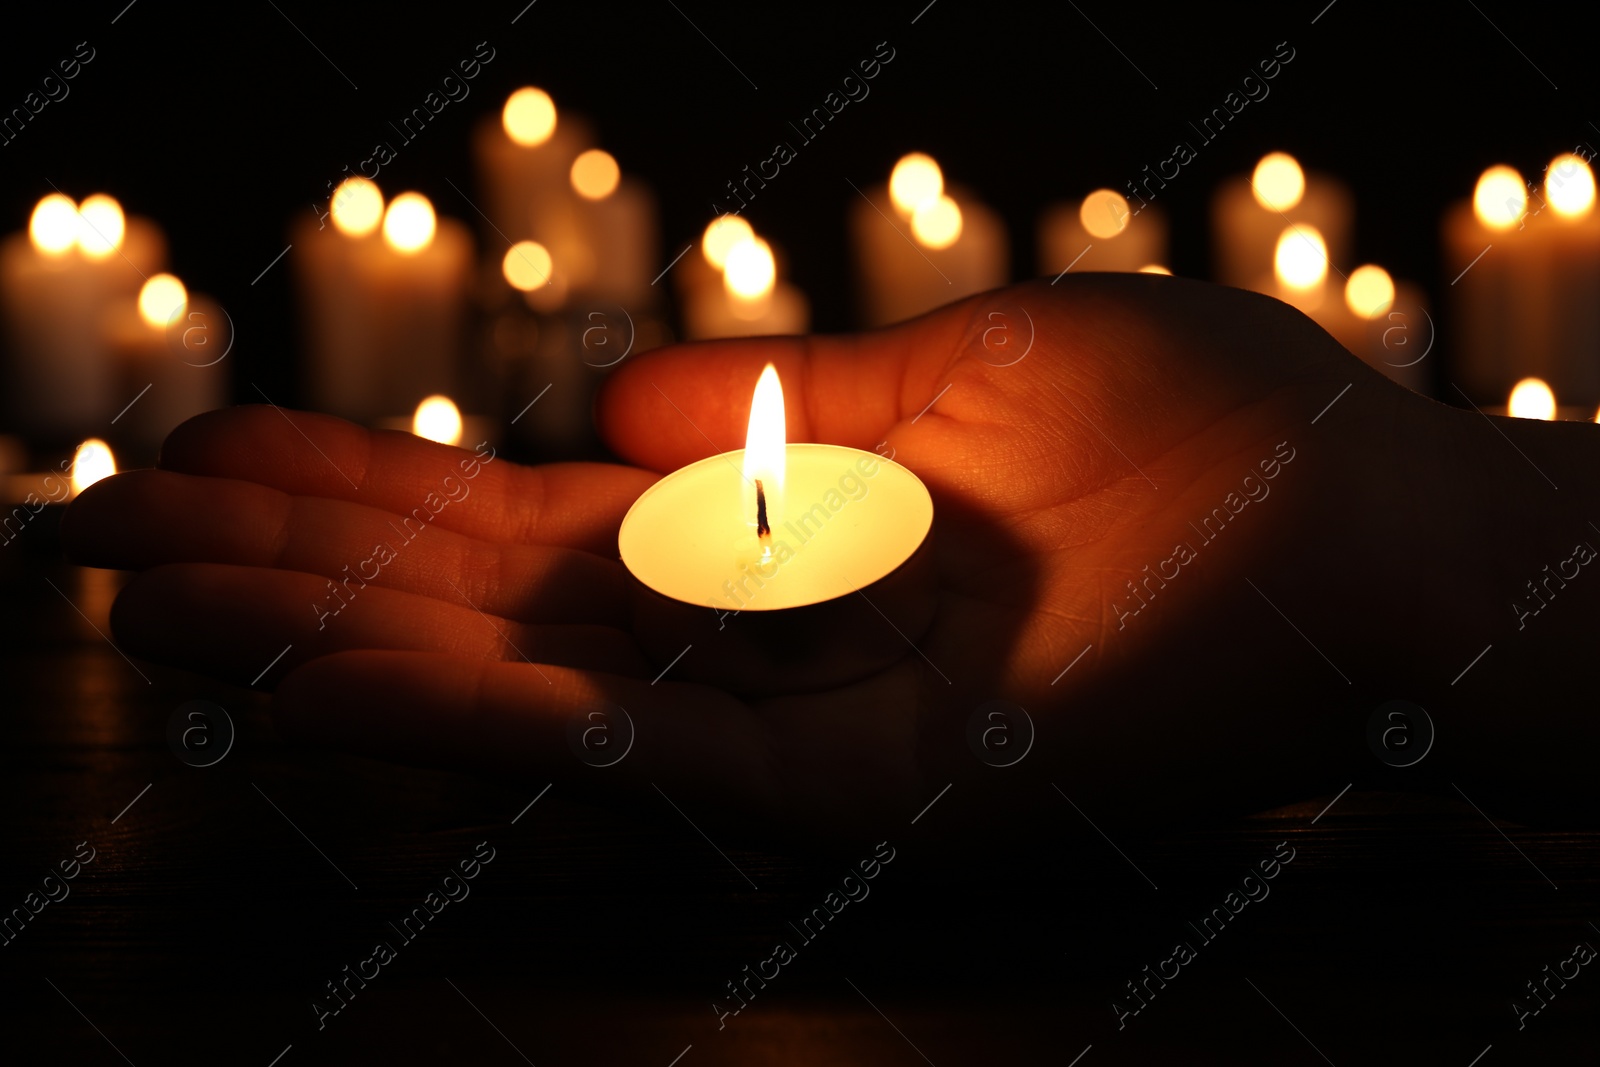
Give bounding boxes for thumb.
[596,303,975,473]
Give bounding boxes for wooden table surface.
[2,543,1596,1064]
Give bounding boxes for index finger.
[159,406,658,553]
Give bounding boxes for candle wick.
[754,478,771,539]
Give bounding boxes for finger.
[272,650,779,812]
[65,470,629,625]
[112,564,650,683]
[596,301,977,471]
[158,406,657,553]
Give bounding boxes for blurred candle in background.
[1527,152,1600,405]
[1507,377,1556,420]
[567,148,659,306]
[1271,223,1329,313]
[503,239,561,308]
[473,87,593,252]
[375,393,494,448]
[852,152,1007,327]
[1316,263,1431,394]
[1038,188,1168,276]
[1212,152,1352,293]
[103,272,229,459]
[296,183,473,424]
[673,214,752,309]
[69,437,116,496]
[0,194,166,442]
[1443,164,1532,403]
[685,230,809,339]
[411,394,463,445]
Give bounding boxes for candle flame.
[1545,153,1596,219]
[70,439,116,496]
[889,153,943,215]
[1273,224,1328,290]
[138,274,188,330]
[29,194,79,255]
[570,149,620,200]
[1508,377,1556,420]
[912,194,963,249]
[331,177,384,237]
[1251,152,1305,211]
[412,395,464,445]
[702,215,753,269]
[1473,165,1527,231]
[76,194,125,259]
[503,87,557,147]
[1344,264,1395,320]
[1080,189,1131,238]
[743,364,785,544]
[383,192,436,254]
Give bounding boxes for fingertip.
[60,471,129,562]
[156,405,256,471]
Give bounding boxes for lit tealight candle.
[618,364,935,694]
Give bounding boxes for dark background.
[2,0,1593,407]
[4,2,1599,1063]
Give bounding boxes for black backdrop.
[1,0,1591,407]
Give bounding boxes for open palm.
[67,275,1435,840]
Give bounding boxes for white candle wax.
[683,279,810,340]
[620,444,931,611]
[1038,194,1168,275]
[294,205,473,424]
[851,177,1008,327]
[471,105,593,247]
[104,286,229,458]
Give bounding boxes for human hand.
[65,275,1592,841]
